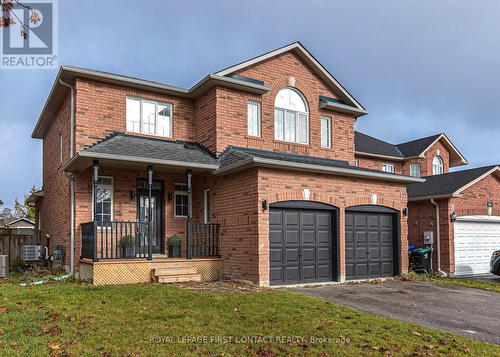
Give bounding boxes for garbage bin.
[0,255,8,278]
[409,247,431,274]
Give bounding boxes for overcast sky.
[1,0,499,209]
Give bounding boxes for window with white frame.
[320,116,331,148]
[354,159,359,167]
[174,183,188,217]
[432,155,444,175]
[247,101,261,137]
[93,177,113,223]
[204,189,211,223]
[410,163,421,177]
[381,163,395,173]
[126,97,173,137]
[274,88,309,144]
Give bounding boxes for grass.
[399,272,500,293]
[0,281,498,356]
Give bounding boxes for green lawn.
[399,273,500,293]
[0,281,498,356]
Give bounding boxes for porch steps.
[152,261,202,284]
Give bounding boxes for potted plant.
[167,234,182,258]
[120,235,136,258]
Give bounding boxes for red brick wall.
[354,156,402,174]
[407,199,452,272]
[74,79,195,150]
[256,168,408,284]
[39,94,72,268]
[194,88,217,153]
[215,51,357,163]
[402,141,450,177]
[408,172,500,274]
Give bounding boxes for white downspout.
[430,199,447,277]
[59,79,75,276]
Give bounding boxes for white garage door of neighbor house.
[454,216,500,276]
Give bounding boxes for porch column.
[92,160,99,261]
[186,169,192,259]
[92,160,99,220]
[147,165,153,260]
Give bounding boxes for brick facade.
[36,48,414,284]
[408,173,500,274]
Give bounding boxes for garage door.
[345,210,396,280]
[269,204,335,285]
[454,217,500,276]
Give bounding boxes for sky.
[0,0,499,209]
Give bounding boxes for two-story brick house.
[354,131,500,276]
[31,42,424,286]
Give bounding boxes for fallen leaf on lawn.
[425,344,435,349]
[0,306,8,312]
[67,339,76,345]
[411,330,422,336]
[11,342,17,348]
[0,329,3,335]
[68,317,76,322]
[48,345,61,350]
[461,348,470,353]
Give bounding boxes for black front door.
[137,190,163,254]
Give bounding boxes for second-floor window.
[432,155,444,175]
[247,101,261,137]
[274,88,309,144]
[382,163,395,173]
[410,163,421,177]
[126,97,173,138]
[320,116,331,148]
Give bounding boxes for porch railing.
[190,223,220,258]
[81,221,151,261]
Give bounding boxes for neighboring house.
[355,131,500,276]
[4,218,35,230]
[31,42,423,286]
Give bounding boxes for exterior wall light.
[262,199,269,211]
[402,207,408,217]
[450,212,457,222]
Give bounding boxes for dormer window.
[126,97,173,138]
[432,155,444,175]
[274,88,309,144]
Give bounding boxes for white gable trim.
[453,166,500,195]
[420,133,468,165]
[215,42,366,112]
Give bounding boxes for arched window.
[432,155,444,175]
[274,88,309,144]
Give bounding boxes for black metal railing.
[190,223,220,258]
[80,221,151,261]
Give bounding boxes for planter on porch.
[167,235,182,258]
[120,235,136,259]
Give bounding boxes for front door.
[137,190,163,254]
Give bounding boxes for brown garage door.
[345,209,396,280]
[269,202,336,286]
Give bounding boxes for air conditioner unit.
[21,245,42,261]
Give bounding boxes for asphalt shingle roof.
[354,132,403,158]
[84,133,218,166]
[407,165,498,199]
[395,134,442,158]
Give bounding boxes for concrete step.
[157,273,202,283]
[154,267,197,276]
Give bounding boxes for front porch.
[63,133,223,284]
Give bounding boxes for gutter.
[430,199,447,277]
[58,79,75,277]
[62,151,220,172]
[408,193,462,202]
[216,156,426,183]
[319,99,368,118]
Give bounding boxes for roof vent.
[184,142,197,150]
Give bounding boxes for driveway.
[458,273,500,283]
[294,281,500,344]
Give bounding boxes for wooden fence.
[0,227,37,267]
